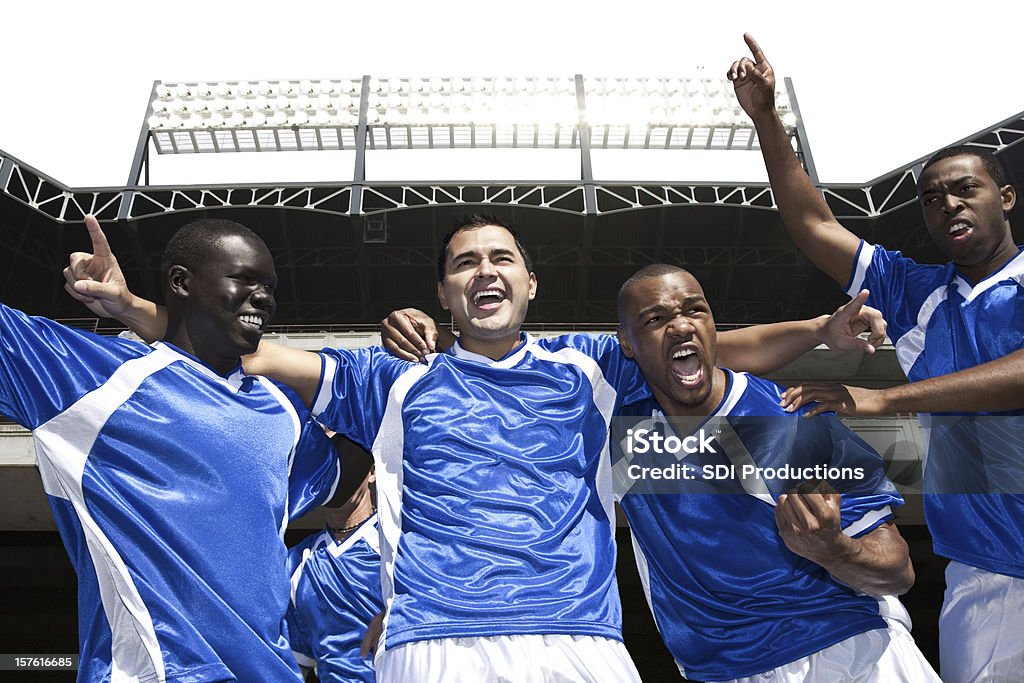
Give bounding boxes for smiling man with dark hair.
[8,216,343,682]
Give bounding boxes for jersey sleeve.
[309,346,411,449]
[0,302,142,429]
[819,414,904,537]
[538,333,650,406]
[843,240,949,344]
[288,416,341,519]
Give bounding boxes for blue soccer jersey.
[0,303,340,683]
[616,370,906,680]
[310,333,647,651]
[286,516,383,682]
[847,241,1024,577]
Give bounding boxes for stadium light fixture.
[142,75,798,155]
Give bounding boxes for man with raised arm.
[3,216,341,682]
[67,213,886,683]
[730,33,1024,681]
[614,263,938,682]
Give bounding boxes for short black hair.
[616,263,692,323]
[921,145,1009,188]
[436,213,533,281]
[161,218,263,287]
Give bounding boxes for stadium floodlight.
[582,76,796,150]
[362,76,580,149]
[145,79,364,154]
[141,74,799,156]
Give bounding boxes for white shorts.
[374,633,641,683]
[718,620,939,683]
[939,561,1024,683]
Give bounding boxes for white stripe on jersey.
[290,529,332,603]
[526,343,620,530]
[327,514,381,559]
[895,285,949,374]
[956,246,1024,304]
[372,360,431,654]
[846,242,875,297]
[628,531,684,678]
[33,344,177,683]
[844,506,892,538]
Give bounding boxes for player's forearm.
[718,316,827,375]
[242,341,323,407]
[118,296,167,343]
[811,523,914,596]
[872,349,1024,414]
[751,110,858,286]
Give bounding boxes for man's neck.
[163,326,237,376]
[458,332,525,360]
[955,241,1019,285]
[326,493,375,538]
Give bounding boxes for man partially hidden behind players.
[729,33,1024,682]
[615,264,939,682]
[3,217,340,681]
[286,437,382,682]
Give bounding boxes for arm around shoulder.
[243,341,323,408]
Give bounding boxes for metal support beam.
[119,81,159,220]
[0,157,14,190]
[575,75,597,215]
[573,214,596,320]
[349,76,371,217]
[784,77,820,187]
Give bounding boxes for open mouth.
[238,314,265,331]
[948,221,973,243]
[671,347,704,388]
[472,288,506,310]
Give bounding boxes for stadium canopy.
[1,74,1022,328]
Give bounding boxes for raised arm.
[775,488,914,596]
[782,348,1024,416]
[718,290,886,375]
[64,216,167,342]
[64,217,323,404]
[729,34,861,286]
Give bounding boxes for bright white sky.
[3,0,1022,187]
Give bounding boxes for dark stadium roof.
[2,111,1022,329]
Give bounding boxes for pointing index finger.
[743,32,767,64]
[844,289,869,319]
[84,215,112,258]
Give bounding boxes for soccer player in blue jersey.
[729,33,1024,682]
[6,216,341,682]
[68,215,888,683]
[286,436,382,682]
[614,263,939,681]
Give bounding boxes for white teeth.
[239,315,262,327]
[473,289,505,304]
[672,349,695,359]
[949,223,970,234]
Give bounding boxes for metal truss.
[3,110,1022,224]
